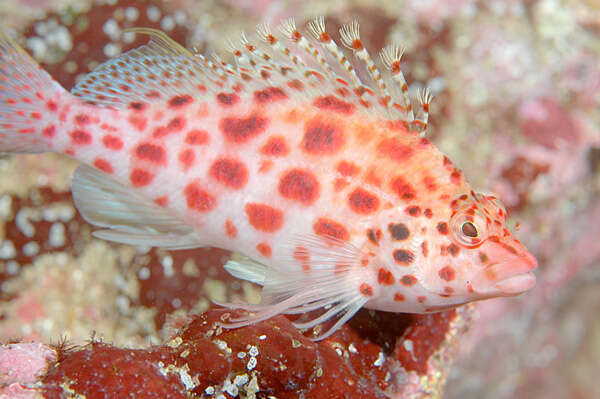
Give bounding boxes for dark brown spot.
[400,275,417,286]
[437,222,449,235]
[388,223,409,240]
[393,249,415,265]
[366,228,382,245]
[448,243,460,257]
[438,266,456,281]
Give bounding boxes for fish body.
[0,19,537,339]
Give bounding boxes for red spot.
[130,169,154,187]
[185,129,210,145]
[129,101,147,111]
[102,135,123,150]
[365,169,382,187]
[245,203,284,232]
[405,206,421,216]
[393,249,415,265]
[417,296,427,303]
[359,283,374,297]
[169,95,193,108]
[30,111,42,120]
[178,149,195,171]
[438,266,456,282]
[93,158,113,174]
[442,286,454,296]
[209,158,248,189]
[313,95,355,114]
[153,117,186,138]
[221,114,268,144]
[135,143,166,164]
[46,101,57,111]
[293,246,311,271]
[278,169,320,205]
[423,175,437,192]
[336,161,360,177]
[184,183,216,212]
[450,169,462,184]
[424,208,433,218]
[128,116,147,131]
[313,218,349,241]
[394,293,405,302]
[17,128,35,134]
[377,138,414,163]
[334,178,349,192]
[391,177,416,200]
[256,242,272,257]
[259,160,273,173]
[400,275,417,286]
[348,188,379,214]
[254,87,287,103]
[70,130,91,145]
[154,196,168,207]
[302,118,344,155]
[377,268,395,285]
[287,79,304,91]
[216,92,239,106]
[260,136,289,156]
[421,241,429,257]
[74,114,90,125]
[42,125,55,138]
[225,220,237,238]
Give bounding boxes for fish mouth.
[472,255,537,297]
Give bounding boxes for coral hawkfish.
[0,18,536,339]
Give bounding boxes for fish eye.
[461,221,478,237]
[450,208,488,247]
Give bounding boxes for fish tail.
[0,32,68,153]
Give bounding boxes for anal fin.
[71,165,204,249]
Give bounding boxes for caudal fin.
[0,32,67,153]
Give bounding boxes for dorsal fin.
[71,19,433,134]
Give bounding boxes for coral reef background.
[0,0,598,398]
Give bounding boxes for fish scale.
[0,18,537,340]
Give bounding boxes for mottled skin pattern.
[0,20,537,338]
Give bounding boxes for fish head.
[372,191,537,312]
[424,192,537,304]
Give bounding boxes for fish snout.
[472,240,537,297]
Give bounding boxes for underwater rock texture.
[0,0,598,398]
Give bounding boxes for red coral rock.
[43,343,186,399]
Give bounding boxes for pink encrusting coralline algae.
[0,17,537,339]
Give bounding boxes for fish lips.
[472,246,538,297]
